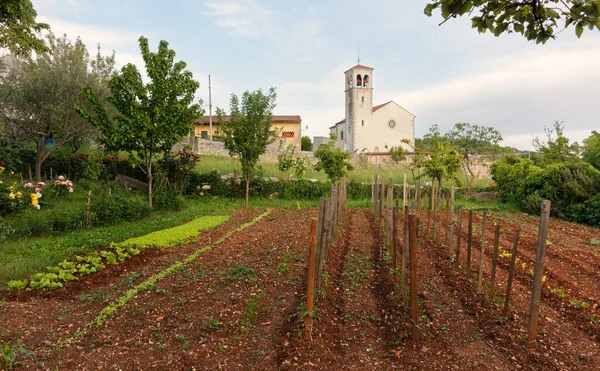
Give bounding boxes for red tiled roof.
[195,115,301,125]
[372,101,393,112]
[352,64,374,70]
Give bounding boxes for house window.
[282,131,295,138]
[269,130,276,137]
[214,130,220,135]
[200,131,208,139]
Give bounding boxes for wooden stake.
[432,188,438,240]
[477,211,487,293]
[403,173,407,209]
[402,205,409,287]
[455,206,463,269]
[527,200,551,349]
[315,198,326,290]
[371,174,376,211]
[490,224,500,298]
[449,186,455,258]
[503,228,521,316]
[27,163,33,182]
[393,200,398,269]
[304,218,318,340]
[467,210,473,272]
[409,213,419,343]
[380,177,385,219]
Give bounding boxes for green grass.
[117,215,230,249]
[194,154,495,186]
[0,198,238,286]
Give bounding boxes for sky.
[30,0,600,150]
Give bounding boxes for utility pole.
[209,75,213,142]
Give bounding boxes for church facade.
[329,64,415,153]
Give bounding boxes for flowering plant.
[22,180,46,210]
[0,166,27,215]
[53,175,74,195]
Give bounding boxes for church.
[329,64,415,153]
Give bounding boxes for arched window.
[363,75,369,88]
[356,74,362,87]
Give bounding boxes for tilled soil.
[2,208,599,370]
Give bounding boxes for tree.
[421,125,462,188]
[532,121,581,165]
[445,122,503,186]
[1,0,49,56]
[0,33,116,181]
[582,130,600,170]
[314,134,354,182]
[390,138,426,182]
[218,88,277,208]
[301,135,312,151]
[424,0,600,44]
[76,36,201,206]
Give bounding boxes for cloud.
[37,16,144,68]
[204,0,278,39]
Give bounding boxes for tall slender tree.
[218,88,277,208]
[76,36,201,206]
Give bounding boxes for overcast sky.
[32,0,600,150]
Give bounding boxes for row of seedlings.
[371,174,420,342]
[424,185,552,349]
[304,177,347,339]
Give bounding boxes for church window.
[340,131,344,140]
[363,75,369,88]
[362,96,364,103]
[362,120,364,126]
[356,74,362,87]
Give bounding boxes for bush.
[152,189,184,211]
[490,156,542,203]
[91,194,151,226]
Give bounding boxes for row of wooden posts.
[304,177,347,339]
[372,174,551,349]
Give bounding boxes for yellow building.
[194,115,302,149]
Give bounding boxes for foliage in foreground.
[424,0,600,44]
[313,136,353,182]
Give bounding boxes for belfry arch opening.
[363,75,369,88]
[356,74,362,87]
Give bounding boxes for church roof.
[329,118,345,129]
[372,101,392,112]
[351,64,374,70]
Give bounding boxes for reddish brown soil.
[2,208,599,370]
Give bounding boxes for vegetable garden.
[2,192,600,369]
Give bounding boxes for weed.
[175,333,189,349]
[1,341,35,370]
[548,286,567,299]
[277,252,292,274]
[125,272,142,286]
[570,299,590,310]
[249,349,266,356]
[240,292,265,334]
[225,265,257,284]
[199,316,221,334]
[79,293,93,303]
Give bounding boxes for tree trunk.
[147,159,153,207]
[464,155,476,187]
[245,179,250,208]
[35,145,44,182]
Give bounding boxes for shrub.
[152,189,184,211]
[490,156,542,203]
[91,194,151,226]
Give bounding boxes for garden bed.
[1,208,599,370]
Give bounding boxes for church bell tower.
[344,64,374,152]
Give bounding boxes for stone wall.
[176,137,493,179]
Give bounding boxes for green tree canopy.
[1,0,49,56]
[445,122,503,186]
[314,134,353,182]
[582,130,600,170]
[301,135,312,151]
[218,88,277,208]
[532,121,581,165]
[0,33,116,181]
[424,0,600,44]
[421,125,462,187]
[76,36,201,206]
